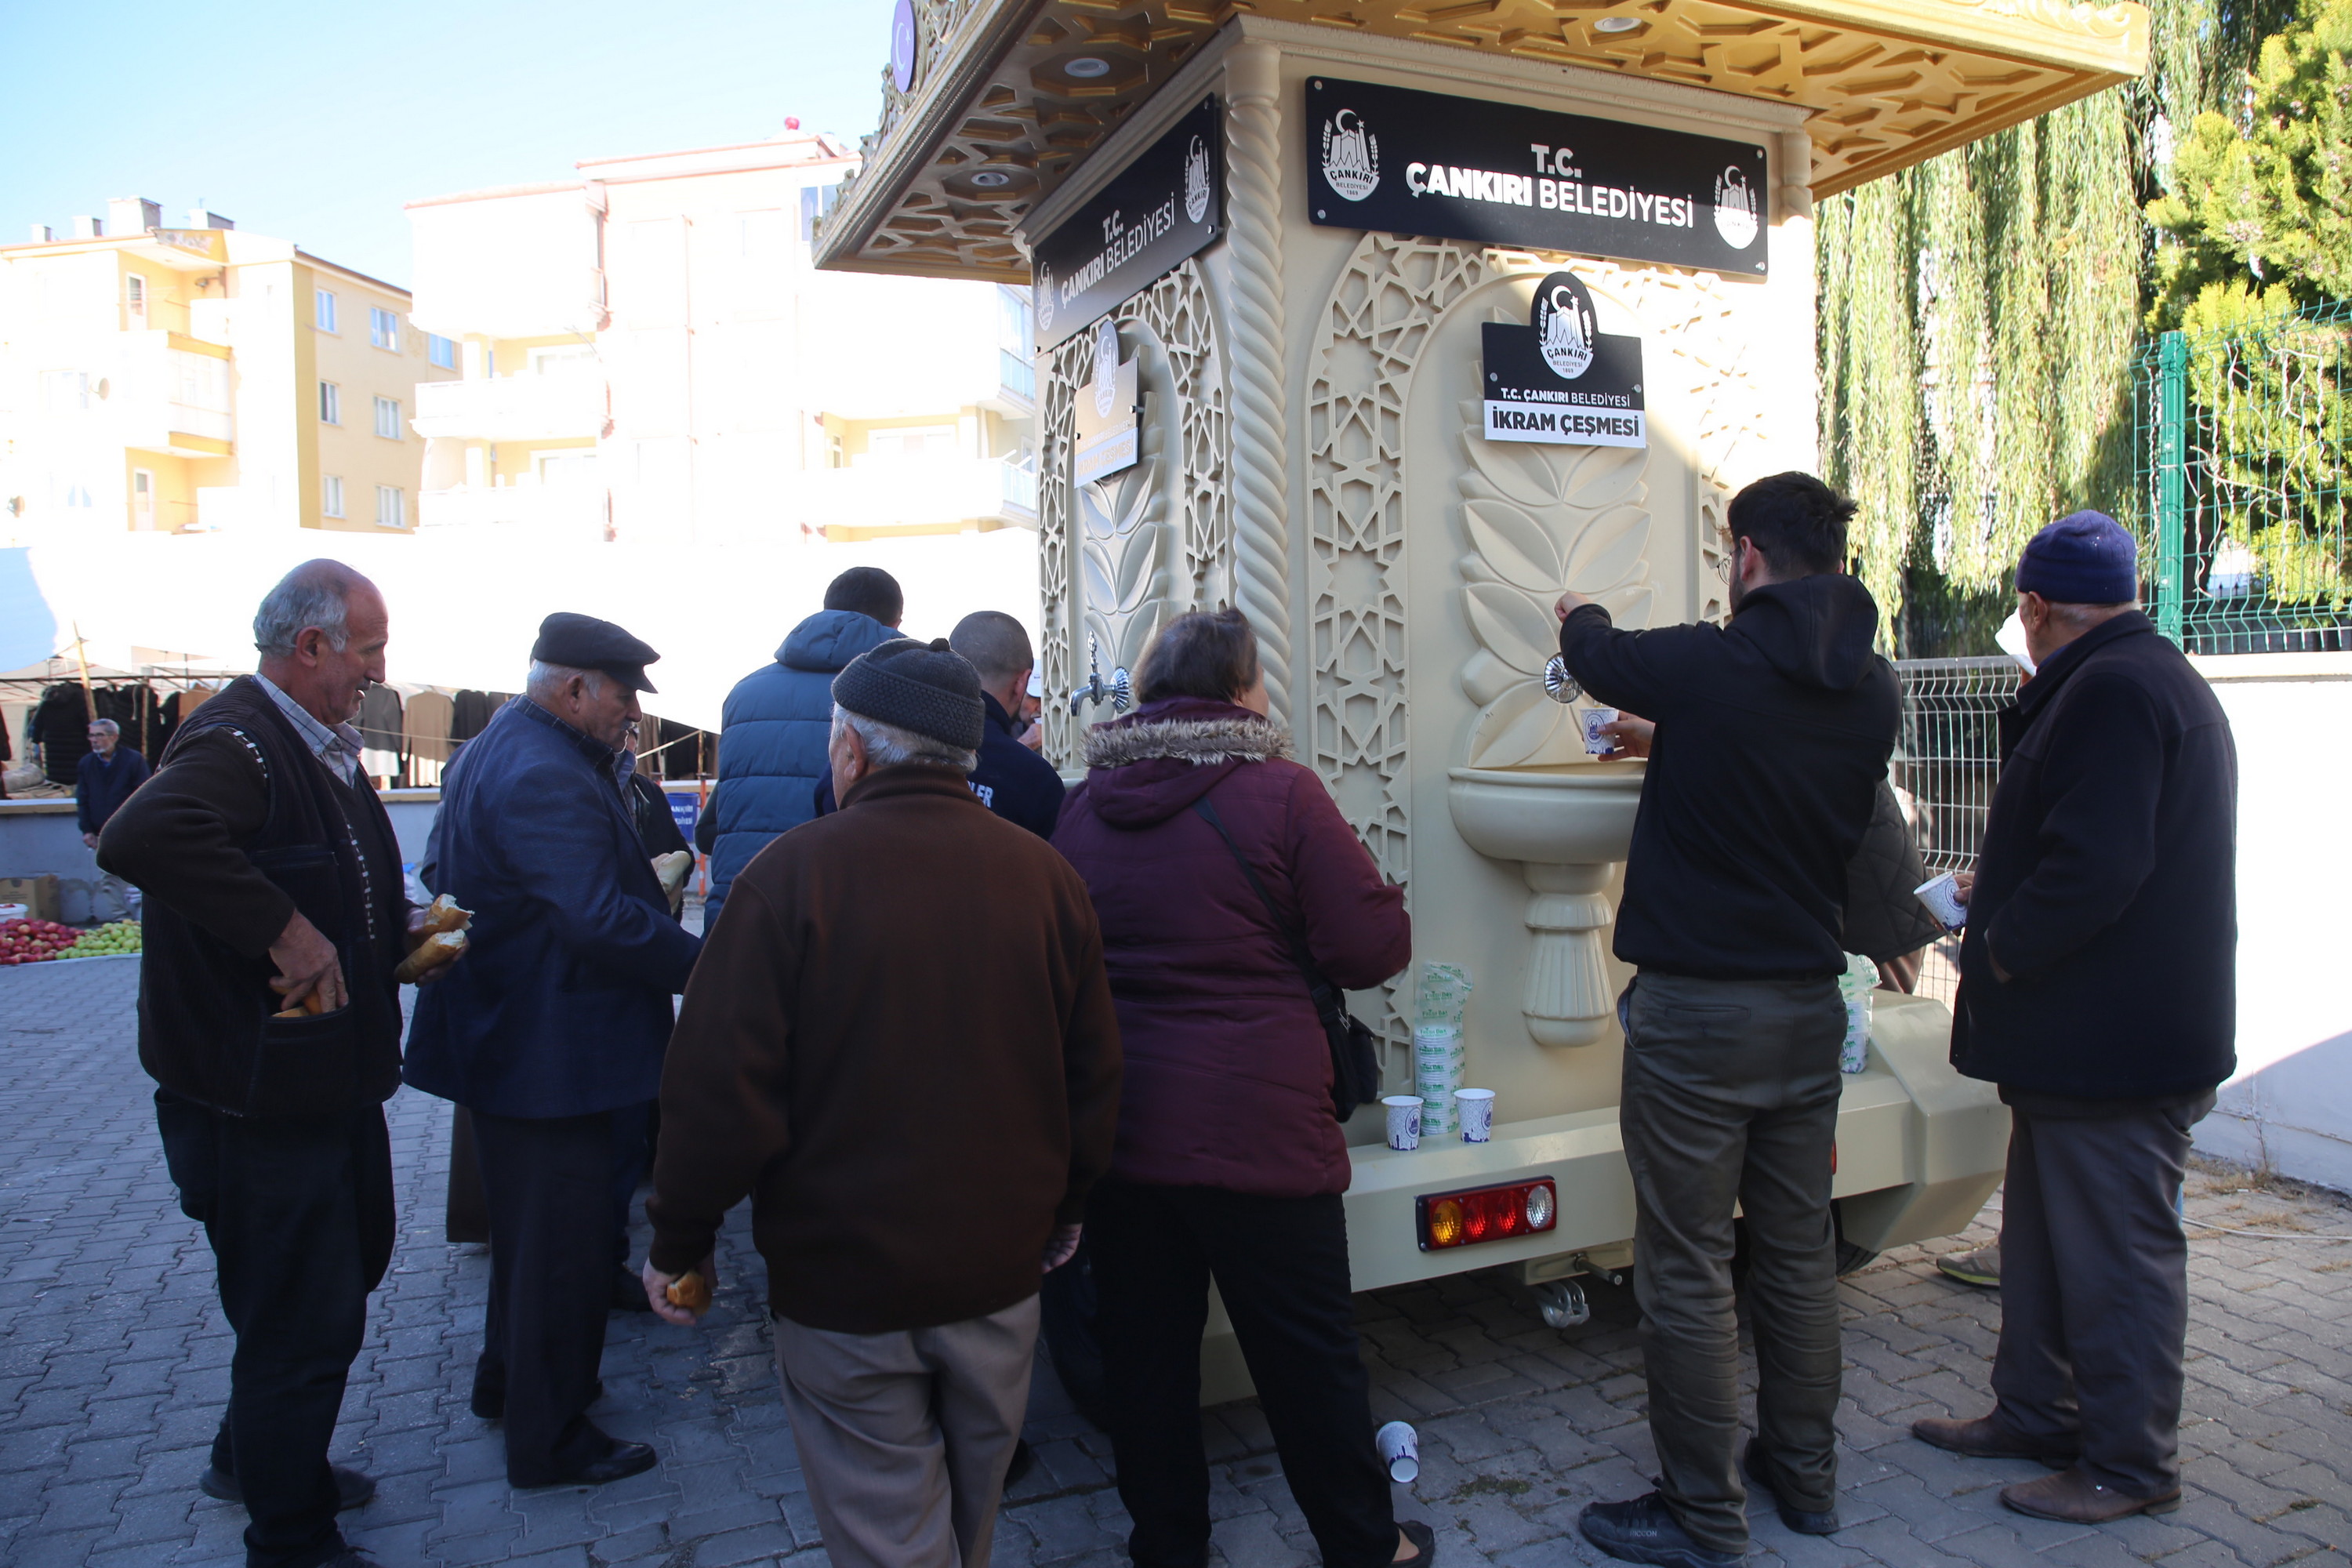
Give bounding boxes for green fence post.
[2154,330,2187,644]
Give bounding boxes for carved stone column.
[1519,863,1617,1047]
[1225,40,1292,723]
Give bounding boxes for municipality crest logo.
[1713,165,1759,250]
[1534,274,1596,380]
[1092,319,1121,419]
[1036,267,1056,336]
[1320,110,1379,201]
[1184,134,1212,225]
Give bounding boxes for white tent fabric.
[19,531,1043,733]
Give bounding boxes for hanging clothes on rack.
[32,684,89,783]
[358,683,405,782]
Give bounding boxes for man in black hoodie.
[1555,472,1898,1568]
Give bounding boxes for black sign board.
[1482,271,1646,448]
[1306,77,1768,278]
[1033,96,1224,350]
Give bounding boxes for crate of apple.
[0,918,78,964]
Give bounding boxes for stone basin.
[1446,760,1646,866]
[1446,760,1647,1048]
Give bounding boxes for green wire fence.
[2136,299,2352,653]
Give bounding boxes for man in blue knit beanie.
[1913,510,2239,1524]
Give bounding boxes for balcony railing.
[418,483,610,539]
[411,372,607,442]
[797,456,1039,532]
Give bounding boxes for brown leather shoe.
[2001,1468,2180,1523]
[1910,1414,2078,1468]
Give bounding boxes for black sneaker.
[1397,1519,1438,1565]
[1579,1494,1742,1568]
[1740,1437,1839,1534]
[199,1463,376,1512]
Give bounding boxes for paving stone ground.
[3,956,2350,1568]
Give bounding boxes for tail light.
[1416,1178,1558,1252]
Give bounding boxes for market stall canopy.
[815,0,2149,281]
[13,531,1040,734]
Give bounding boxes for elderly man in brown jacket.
[641,637,1122,1568]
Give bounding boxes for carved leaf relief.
[1456,396,1654,768]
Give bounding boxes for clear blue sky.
[1,0,901,289]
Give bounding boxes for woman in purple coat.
[1054,609,1425,1568]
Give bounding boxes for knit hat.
[832,638,985,753]
[2016,511,2138,604]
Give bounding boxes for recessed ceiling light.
[972,170,1011,187]
[1593,14,1642,31]
[1066,56,1111,78]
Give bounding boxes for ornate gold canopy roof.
[816,0,2147,282]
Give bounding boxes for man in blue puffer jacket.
[698,567,903,928]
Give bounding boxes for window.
[375,485,405,529]
[131,470,154,529]
[798,183,842,243]
[427,333,458,370]
[40,370,89,413]
[373,396,401,439]
[314,289,337,332]
[318,381,340,424]
[125,274,147,325]
[368,307,399,350]
[528,345,595,376]
[321,475,345,517]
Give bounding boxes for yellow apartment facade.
[0,197,457,543]
[406,129,1036,546]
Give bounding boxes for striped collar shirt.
[253,673,364,785]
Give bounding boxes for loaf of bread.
[394,930,467,984]
[272,990,329,1019]
[665,1269,712,1312]
[419,894,473,935]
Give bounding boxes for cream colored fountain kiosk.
[818,0,2147,1399]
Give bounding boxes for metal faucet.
[1069,633,1134,717]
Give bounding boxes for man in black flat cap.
[644,637,1121,1568]
[408,612,702,1490]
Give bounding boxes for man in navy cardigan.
[1915,513,2237,1525]
[406,612,701,1490]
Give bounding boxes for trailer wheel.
[1038,1239,1113,1432]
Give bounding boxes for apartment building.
[0,198,456,541]
[406,127,1036,546]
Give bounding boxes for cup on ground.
[1375,1420,1421,1483]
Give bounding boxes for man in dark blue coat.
[949,611,1065,838]
[406,612,701,1490]
[698,566,903,927]
[1914,513,2237,1524]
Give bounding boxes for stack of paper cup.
[1455,1087,1496,1143]
[1414,1025,1465,1138]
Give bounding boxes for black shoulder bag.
[1191,795,1381,1121]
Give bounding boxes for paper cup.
[1581,706,1621,756]
[1375,1420,1421,1483]
[1455,1087,1496,1143]
[1382,1095,1424,1151]
[1915,871,1966,931]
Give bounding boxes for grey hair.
[254,559,371,656]
[87,718,120,735]
[831,703,977,771]
[526,660,605,701]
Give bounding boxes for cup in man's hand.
[1915,872,1967,931]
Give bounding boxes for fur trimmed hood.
[1076,696,1294,829]
[1083,711,1291,769]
